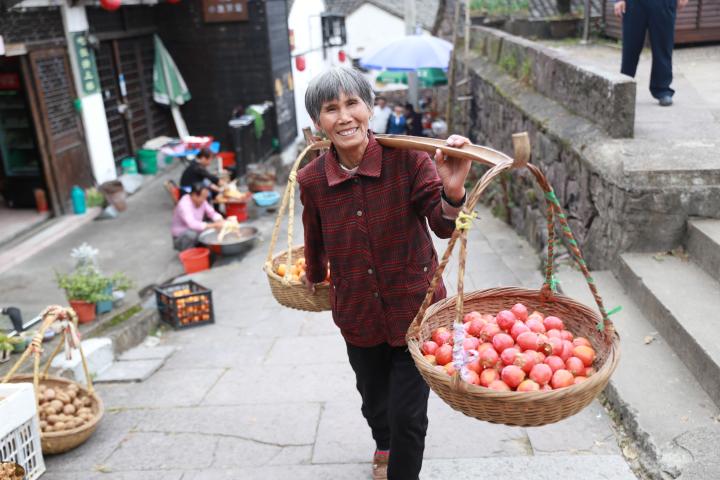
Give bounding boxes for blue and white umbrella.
[360,34,453,72]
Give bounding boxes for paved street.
[41,200,637,479]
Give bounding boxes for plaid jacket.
[297,133,455,347]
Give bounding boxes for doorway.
[0,56,50,244]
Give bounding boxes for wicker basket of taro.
[263,142,333,312]
[400,133,620,426]
[2,306,104,453]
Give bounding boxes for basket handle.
[1,306,96,409]
[407,136,613,345]
[525,164,612,331]
[264,141,329,282]
[407,134,529,338]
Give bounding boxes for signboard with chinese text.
[71,32,100,96]
[202,0,248,22]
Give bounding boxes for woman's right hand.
[300,273,316,294]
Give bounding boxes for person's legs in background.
[647,0,677,102]
[620,0,649,79]
[173,230,200,251]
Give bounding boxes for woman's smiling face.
[315,91,371,152]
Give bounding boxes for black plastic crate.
[154,280,214,329]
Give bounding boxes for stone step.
[618,252,720,408]
[686,218,720,284]
[556,266,720,480]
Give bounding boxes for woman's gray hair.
[305,67,374,123]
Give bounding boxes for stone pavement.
[541,42,720,141]
[0,165,185,332]
[40,201,638,480]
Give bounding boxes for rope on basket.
[542,189,611,332]
[454,211,477,231]
[1,305,96,406]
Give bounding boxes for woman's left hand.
[435,134,473,203]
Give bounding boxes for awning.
[376,68,448,88]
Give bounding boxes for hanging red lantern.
[338,50,346,63]
[100,0,121,10]
[167,0,181,3]
[295,55,306,72]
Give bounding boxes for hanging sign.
[202,0,248,22]
[71,32,100,96]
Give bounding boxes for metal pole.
[462,0,471,134]
[405,0,419,107]
[581,0,591,44]
[445,0,461,135]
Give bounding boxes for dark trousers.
[345,342,430,480]
[621,0,677,99]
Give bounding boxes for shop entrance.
[0,56,50,243]
[0,48,93,244]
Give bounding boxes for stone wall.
[461,29,720,270]
[471,27,635,139]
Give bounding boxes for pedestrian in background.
[170,183,225,251]
[405,103,424,137]
[614,0,688,106]
[298,66,471,480]
[370,96,392,134]
[179,147,226,196]
[386,104,408,134]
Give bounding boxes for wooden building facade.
[604,0,720,44]
[0,8,93,215]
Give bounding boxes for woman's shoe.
[372,450,389,479]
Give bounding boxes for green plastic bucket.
[121,157,138,175]
[137,149,158,175]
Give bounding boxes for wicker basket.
[263,141,333,311]
[1,306,104,454]
[267,245,331,312]
[401,133,620,426]
[408,289,619,426]
[7,374,104,454]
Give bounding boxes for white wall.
[289,0,354,136]
[60,3,117,184]
[346,4,429,61]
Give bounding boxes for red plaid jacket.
[297,133,456,347]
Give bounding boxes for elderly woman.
[298,67,471,480]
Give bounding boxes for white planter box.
[0,383,45,479]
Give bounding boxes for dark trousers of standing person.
[621,0,677,99]
[346,342,430,480]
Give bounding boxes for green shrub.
[55,267,113,303]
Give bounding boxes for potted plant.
[96,272,134,315]
[0,333,23,363]
[55,267,113,324]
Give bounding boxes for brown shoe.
[372,451,389,480]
